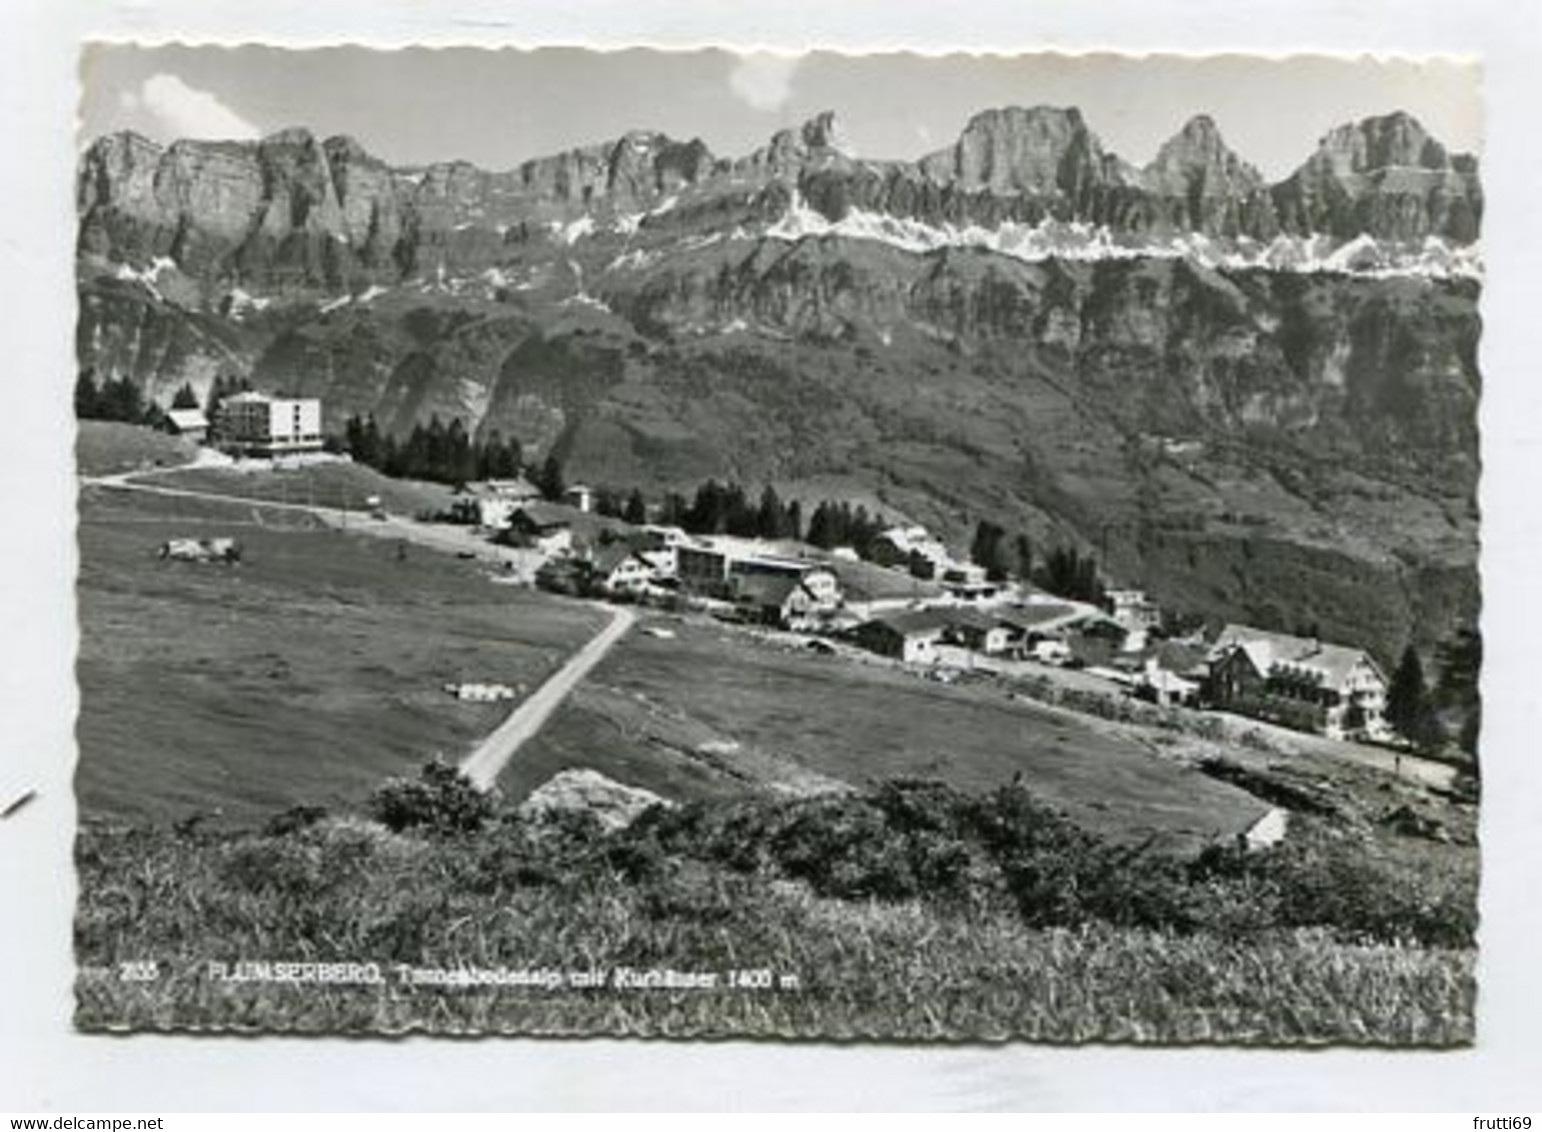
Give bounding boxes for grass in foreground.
[75,778,1477,1043]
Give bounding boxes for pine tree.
[806,502,835,548]
[659,492,688,528]
[593,488,624,519]
[970,520,1010,581]
[99,375,145,423]
[1387,644,1440,750]
[74,370,99,419]
[446,418,477,486]
[401,423,430,480]
[345,414,364,459]
[360,415,382,469]
[425,416,449,481]
[850,505,877,556]
[624,489,648,525]
[536,453,565,502]
[756,485,786,540]
[1035,546,1102,603]
[724,483,757,537]
[1436,627,1482,756]
[171,382,199,410]
[1014,533,1033,581]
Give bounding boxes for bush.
[1190,822,1477,948]
[263,804,330,837]
[964,787,1196,931]
[368,757,495,835]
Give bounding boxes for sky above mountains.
[79,44,1482,180]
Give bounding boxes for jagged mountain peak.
[259,126,322,150]
[744,110,855,178]
[800,110,849,153]
[322,134,380,163]
[962,104,1089,133]
[918,104,1118,196]
[1165,113,1232,156]
[1144,114,1265,197]
[1312,110,1453,173]
[1270,109,1481,244]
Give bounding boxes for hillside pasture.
[75,486,606,827]
[150,459,459,519]
[76,421,200,477]
[523,618,1269,855]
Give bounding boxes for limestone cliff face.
[1139,115,1278,237]
[919,106,1136,198]
[1272,111,1482,243]
[77,107,1482,291]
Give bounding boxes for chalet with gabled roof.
[1206,624,1390,740]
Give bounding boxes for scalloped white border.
[5,0,1540,1113]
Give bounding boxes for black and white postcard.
[69,45,1483,1043]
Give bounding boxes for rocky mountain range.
[78,106,1481,290]
[74,106,1483,661]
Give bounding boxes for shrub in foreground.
[368,757,495,834]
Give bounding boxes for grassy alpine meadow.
[77,420,201,476]
[75,484,607,827]
[525,617,1271,856]
[74,777,1477,1043]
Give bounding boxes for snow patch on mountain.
[113,256,180,300]
[552,216,596,245]
[225,287,269,319]
[761,191,1483,280]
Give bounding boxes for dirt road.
[83,471,540,575]
[85,466,634,790]
[460,604,636,790]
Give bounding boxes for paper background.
[2,0,1538,1112]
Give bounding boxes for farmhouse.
[218,391,324,457]
[1133,640,1210,707]
[636,524,693,549]
[869,525,953,579]
[620,526,693,579]
[943,609,1018,655]
[472,495,518,530]
[1107,588,1162,649]
[996,601,1093,647]
[587,544,658,595]
[1205,624,1390,740]
[478,476,542,503]
[1136,658,1203,707]
[852,607,961,664]
[164,407,209,443]
[731,574,823,629]
[563,484,595,513]
[502,504,574,556]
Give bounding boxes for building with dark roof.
[1206,624,1390,740]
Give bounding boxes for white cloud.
[119,73,260,141]
[728,52,802,113]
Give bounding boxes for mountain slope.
[73,106,1484,661]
